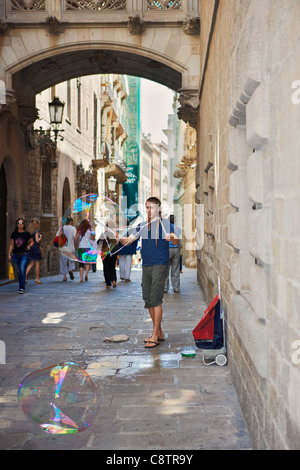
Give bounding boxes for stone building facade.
[173,122,197,268]
[1,0,300,450]
[0,73,129,279]
[139,132,153,208]
[197,0,300,449]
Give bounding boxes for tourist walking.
[8,218,34,294]
[59,216,76,281]
[119,197,179,348]
[99,221,118,289]
[75,219,93,282]
[90,231,98,273]
[102,250,118,289]
[164,214,181,293]
[26,218,43,284]
[118,225,138,282]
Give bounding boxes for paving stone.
[0,267,251,450]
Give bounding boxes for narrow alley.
[0,266,251,450]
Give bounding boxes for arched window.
[41,143,53,214]
[62,177,71,217]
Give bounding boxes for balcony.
[106,146,128,184]
[3,1,199,25]
[105,162,127,184]
[93,140,127,183]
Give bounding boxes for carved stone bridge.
[0,0,200,128]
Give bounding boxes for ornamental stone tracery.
[10,0,46,10]
[65,0,126,11]
[8,0,182,11]
[146,1,181,9]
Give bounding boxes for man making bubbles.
[119,197,179,348]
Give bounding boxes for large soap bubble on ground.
[60,194,129,263]
[17,362,97,434]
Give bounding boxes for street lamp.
[28,96,65,157]
[48,97,64,124]
[107,175,117,192]
[48,96,65,147]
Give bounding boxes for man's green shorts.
[142,264,169,309]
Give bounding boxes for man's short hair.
[146,197,161,206]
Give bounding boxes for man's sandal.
[144,341,160,349]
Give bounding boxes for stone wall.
[0,75,104,280]
[181,166,197,268]
[198,0,300,450]
[21,144,60,279]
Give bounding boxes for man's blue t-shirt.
[169,225,181,248]
[133,218,175,266]
[117,227,138,255]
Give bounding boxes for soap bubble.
[17,362,97,434]
[60,194,129,263]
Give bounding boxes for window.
[62,177,71,217]
[77,78,81,131]
[41,145,53,215]
[93,94,97,158]
[66,80,71,122]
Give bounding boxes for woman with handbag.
[75,219,93,282]
[8,218,34,294]
[98,219,118,289]
[57,217,76,282]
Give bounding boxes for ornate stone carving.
[177,89,199,128]
[76,163,95,192]
[5,89,17,107]
[182,17,200,35]
[0,20,9,37]
[17,101,40,150]
[18,103,39,128]
[0,88,17,114]
[45,16,65,36]
[128,15,146,34]
[173,167,187,178]
[65,0,126,10]
[146,1,181,10]
[89,52,119,73]
[10,0,45,10]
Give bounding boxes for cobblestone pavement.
[0,266,251,450]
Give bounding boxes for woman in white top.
[75,219,93,282]
[58,217,77,282]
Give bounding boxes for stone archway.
[10,43,199,134]
[0,0,200,278]
[0,0,200,130]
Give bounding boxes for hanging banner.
[122,77,140,222]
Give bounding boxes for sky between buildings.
[140,78,174,144]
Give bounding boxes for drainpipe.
[199,0,220,101]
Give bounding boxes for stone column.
[48,0,62,19]
[127,0,144,15]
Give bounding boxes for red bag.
[192,295,220,341]
[53,228,67,247]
